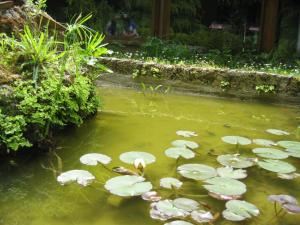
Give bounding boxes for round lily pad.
[203,177,247,196]
[172,140,199,149]
[252,148,289,159]
[209,192,242,201]
[160,177,183,189]
[277,173,300,180]
[57,170,95,186]
[221,136,251,145]
[165,147,195,159]
[119,151,156,165]
[176,130,198,138]
[80,153,111,166]
[150,199,189,221]
[142,191,162,202]
[277,141,300,150]
[222,209,245,221]
[282,204,300,214]
[285,148,300,158]
[177,164,217,181]
[257,159,296,174]
[173,198,199,212]
[223,200,259,221]
[253,139,276,147]
[217,154,255,169]
[165,221,194,225]
[268,194,298,205]
[217,167,247,180]
[266,129,290,136]
[191,210,214,223]
[104,175,152,197]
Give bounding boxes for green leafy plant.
[16,26,64,85]
[0,12,109,153]
[255,85,276,94]
[0,110,31,152]
[220,80,230,91]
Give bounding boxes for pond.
[1,86,300,225]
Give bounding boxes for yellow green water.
[1,87,300,225]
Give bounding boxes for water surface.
[1,87,300,225]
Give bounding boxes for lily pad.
[217,154,255,169]
[277,173,300,180]
[252,148,289,159]
[282,204,300,214]
[221,136,251,145]
[160,177,183,189]
[277,141,300,150]
[217,167,247,180]
[253,139,276,147]
[57,170,95,186]
[222,200,259,221]
[176,130,198,138]
[268,195,300,214]
[142,191,162,202]
[191,210,214,223]
[177,164,217,181]
[173,198,199,212]
[285,148,300,158]
[172,140,199,149]
[104,175,152,197]
[268,195,298,205]
[257,159,296,174]
[112,167,138,176]
[164,221,194,225]
[119,151,156,165]
[80,153,111,166]
[203,177,247,196]
[209,192,242,201]
[150,200,189,221]
[222,209,245,221]
[266,129,290,136]
[165,147,195,159]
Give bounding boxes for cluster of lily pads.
[56,128,300,224]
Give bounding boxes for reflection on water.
[0,87,299,225]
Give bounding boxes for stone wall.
[99,57,300,104]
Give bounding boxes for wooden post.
[297,12,300,56]
[152,0,171,39]
[259,0,280,52]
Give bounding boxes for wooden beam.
[297,12,300,56]
[152,0,171,39]
[259,0,280,52]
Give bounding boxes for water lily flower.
[134,158,146,170]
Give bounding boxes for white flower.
[134,158,146,170]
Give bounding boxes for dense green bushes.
[0,12,109,153]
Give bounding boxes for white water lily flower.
[134,158,146,170]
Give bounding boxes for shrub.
[0,13,109,153]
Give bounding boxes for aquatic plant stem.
[274,202,278,216]
[101,164,115,174]
[178,193,208,198]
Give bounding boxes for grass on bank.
[110,37,300,77]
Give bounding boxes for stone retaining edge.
[99,57,300,104]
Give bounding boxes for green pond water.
[1,87,300,225]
